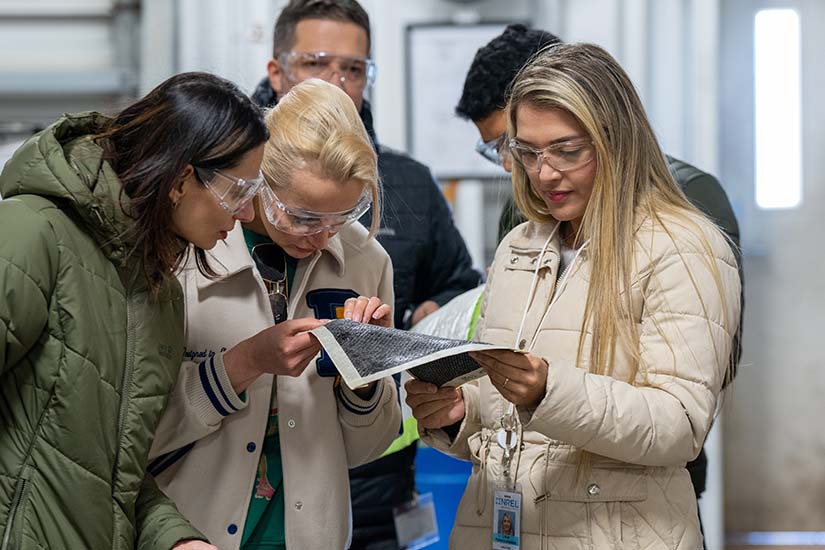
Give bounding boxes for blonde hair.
[507,43,734,388]
[261,78,381,236]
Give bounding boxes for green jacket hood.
[0,112,135,266]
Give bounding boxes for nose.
[323,70,347,90]
[502,154,513,174]
[306,230,331,250]
[537,157,562,181]
[234,201,256,223]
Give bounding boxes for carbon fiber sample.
[310,319,508,389]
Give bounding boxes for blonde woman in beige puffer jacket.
[407,43,741,550]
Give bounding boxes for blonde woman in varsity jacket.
[148,79,401,550]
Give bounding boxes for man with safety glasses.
[456,24,744,548]
[251,2,481,549]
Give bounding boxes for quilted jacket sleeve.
[0,198,57,375]
[135,474,206,550]
[337,253,402,467]
[526,223,741,466]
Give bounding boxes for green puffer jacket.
[0,113,204,549]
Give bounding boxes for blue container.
[414,445,472,550]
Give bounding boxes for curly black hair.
[455,24,562,122]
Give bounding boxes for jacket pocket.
[527,457,648,548]
[1,466,33,550]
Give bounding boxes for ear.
[267,58,286,97]
[169,165,195,206]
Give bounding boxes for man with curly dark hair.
[456,24,743,548]
[456,24,561,126]
[456,24,561,242]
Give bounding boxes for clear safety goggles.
[195,167,266,215]
[279,51,377,90]
[259,185,372,236]
[474,134,510,166]
[508,137,595,173]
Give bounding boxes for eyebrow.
[515,134,588,147]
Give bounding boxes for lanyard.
[498,222,589,483]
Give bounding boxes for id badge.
[393,492,439,550]
[493,487,522,550]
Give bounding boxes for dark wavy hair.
[455,24,561,122]
[272,0,371,57]
[97,71,268,294]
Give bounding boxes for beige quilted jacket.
[422,214,741,549]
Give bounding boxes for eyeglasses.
[474,135,510,166]
[279,51,377,90]
[508,137,595,173]
[195,167,265,215]
[259,184,372,236]
[251,243,288,324]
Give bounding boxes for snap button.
[287,419,296,428]
[530,257,537,264]
[246,442,256,453]
[587,483,601,496]
[518,339,527,350]
[227,523,238,535]
[510,256,519,264]
[294,501,303,510]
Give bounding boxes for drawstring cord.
[505,222,590,544]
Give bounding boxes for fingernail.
[344,312,352,320]
[372,311,382,319]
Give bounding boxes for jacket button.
[287,419,296,428]
[246,442,256,453]
[510,256,519,264]
[518,339,527,350]
[227,524,238,534]
[530,257,537,264]
[294,501,303,510]
[587,483,601,496]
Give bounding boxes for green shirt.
[240,227,297,550]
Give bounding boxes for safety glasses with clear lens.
[508,137,595,173]
[279,51,377,90]
[474,135,510,166]
[259,185,372,236]
[195,168,266,215]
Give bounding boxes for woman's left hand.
[469,350,549,408]
[344,296,393,328]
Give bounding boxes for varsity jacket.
[148,223,401,550]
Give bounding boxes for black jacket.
[252,79,481,329]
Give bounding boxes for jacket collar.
[196,224,346,290]
[507,221,562,253]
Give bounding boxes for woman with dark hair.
[0,71,267,550]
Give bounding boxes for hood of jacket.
[0,111,138,268]
[251,76,379,150]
